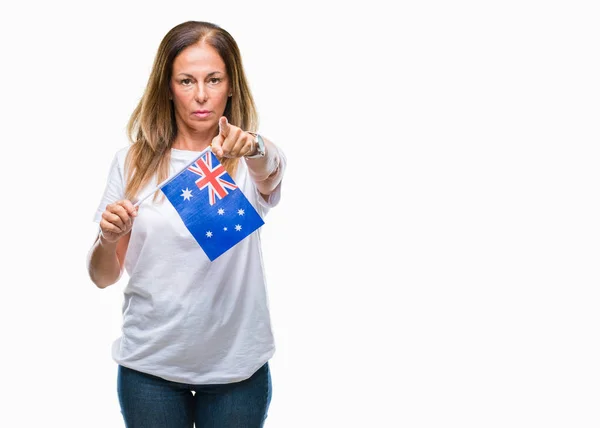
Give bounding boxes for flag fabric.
[160,151,264,261]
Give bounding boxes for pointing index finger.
[219,116,229,138]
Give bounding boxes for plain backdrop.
[1,0,599,427]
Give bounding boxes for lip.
[192,110,211,118]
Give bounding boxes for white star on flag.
[181,188,193,201]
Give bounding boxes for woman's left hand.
[211,116,255,158]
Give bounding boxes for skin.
[169,41,255,155]
[87,41,283,289]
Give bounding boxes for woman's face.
[169,41,231,136]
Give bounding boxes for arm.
[245,136,285,199]
[87,232,130,289]
[211,117,286,200]
[87,200,137,289]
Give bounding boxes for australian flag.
[160,151,264,261]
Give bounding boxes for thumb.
[219,116,229,137]
[211,133,224,157]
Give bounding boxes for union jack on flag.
[160,151,264,261]
[187,152,238,205]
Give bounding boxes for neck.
[171,124,218,151]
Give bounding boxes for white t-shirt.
[93,146,284,384]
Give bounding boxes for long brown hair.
[124,21,258,201]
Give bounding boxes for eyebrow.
[175,71,224,78]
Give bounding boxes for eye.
[208,77,222,85]
[181,78,192,86]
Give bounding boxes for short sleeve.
[93,151,126,223]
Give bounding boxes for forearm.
[246,137,285,196]
[87,235,123,289]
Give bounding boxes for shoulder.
[115,145,131,164]
[101,145,132,185]
[108,145,132,173]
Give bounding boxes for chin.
[188,119,216,130]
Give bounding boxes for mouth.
[192,110,211,118]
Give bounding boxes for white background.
[0,0,598,427]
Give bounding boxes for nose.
[195,84,208,103]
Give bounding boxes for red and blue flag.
[160,151,264,261]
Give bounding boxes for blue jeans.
[117,362,272,428]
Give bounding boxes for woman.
[87,21,286,427]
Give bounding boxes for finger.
[243,133,255,157]
[211,134,224,157]
[102,210,126,231]
[111,204,131,225]
[218,116,230,138]
[100,218,124,236]
[228,132,253,158]
[118,200,137,217]
[231,132,250,158]
[221,126,243,157]
[107,205,132,230]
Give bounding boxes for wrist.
[99,232,118,249]
[245,132,266,159]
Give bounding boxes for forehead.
[172,41,226,74]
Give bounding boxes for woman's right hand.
[99,200,138,244]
